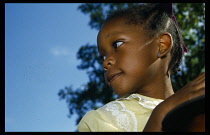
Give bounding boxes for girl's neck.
[136,74,174,100]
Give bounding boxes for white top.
[78,93,164,132]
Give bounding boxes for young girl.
[77,3,205,132]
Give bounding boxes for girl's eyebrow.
[106,31,123,38]
[97,31,124,54]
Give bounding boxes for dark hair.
[103,3,184,74]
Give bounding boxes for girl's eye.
[103,56,106,60]
[100,55,106,61]
[113,41,123,49]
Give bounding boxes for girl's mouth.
[107,72,122,83]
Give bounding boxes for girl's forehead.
[98,18,141,38]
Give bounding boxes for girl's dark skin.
[97,17,205,132]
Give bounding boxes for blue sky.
[5,3,98,132]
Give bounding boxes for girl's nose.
[103,56,115,71]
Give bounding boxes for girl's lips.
[107,72,122,83]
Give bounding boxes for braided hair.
[103,3,184,74]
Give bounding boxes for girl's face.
[97,18,161,96]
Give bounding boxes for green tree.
[58,3,205,127]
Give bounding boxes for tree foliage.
[58,3,205,127]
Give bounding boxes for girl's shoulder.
[78,93,164,132]
[95,93,164,120]
[103,93,164,110]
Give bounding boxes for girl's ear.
[157,33,173,58]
